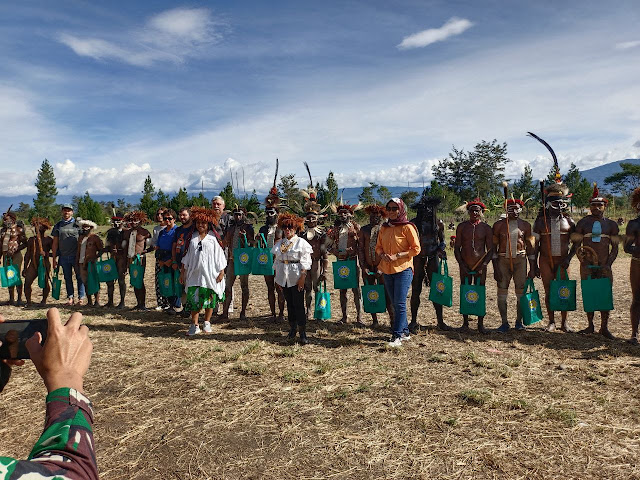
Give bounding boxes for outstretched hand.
[26,308,92,393]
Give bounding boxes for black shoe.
[166,308,177,316]
[287,325,297,339]
[299,330,308,345]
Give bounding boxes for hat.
[506,198,525,208]
[590,183,608,204]
[77,218,97,230]
[265,158,281,209]
[190,207,219,225]
[30,217,52,229]
[466,198,486,211]
[61,203,73,210]
[364,204,387,216]
[277,212,305,230]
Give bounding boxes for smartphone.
[0,320,48,360]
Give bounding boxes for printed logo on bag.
[257,253,269,265]
[6,270,14,279]
[163,278,171,288]
[528,298,538,311]
[132,270,139,278]
[558,286,570,300]
[436,280,446,293]
[239,252,250,264]
[465,289,479,304]
[367,289,379,303]
[103,264,112,273]
[319,298,327,308]
[338,266,351,278]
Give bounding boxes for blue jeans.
[58,255,85,300]
[384,268,413,338]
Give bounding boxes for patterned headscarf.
[387,198,411,226]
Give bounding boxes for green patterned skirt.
[185,286,223,312]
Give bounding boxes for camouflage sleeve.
[0,388,98,480]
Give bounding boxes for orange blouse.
[375,223,421,274]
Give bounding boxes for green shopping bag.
[362,281,386,314]
[86,260,100,296]
[314,280,331,320]
[51,267,62,300]
[251,233,274,276]
[521,278,543,326]
[129,255,144,289]
[158,267,175,297]
[0,257,21,288]
[96,254,119,283]
[233,234,254,276]
[459,272,486,316]
[429,258,453,307]
[332,259,358,290]
[37,255,46,289]
[173,268,183,297]
[549,268,576,311]
[581,274,613,312]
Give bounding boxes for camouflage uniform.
[0,388,98,479]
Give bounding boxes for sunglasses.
[163,216,173,220]
[386,206,399,212]
[282,224,295,230]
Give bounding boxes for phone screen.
[0,320,48,360]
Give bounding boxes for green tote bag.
[521,278,543,326]
[429,258,453,307]
[459,272,486,316]
[96,254,119,283]
[581,275,613,312]
[233,235,254,276]
[173,268,183,297]
[1,257,21,288]
[51,267,62,300]
[86,261,100,296]
[251,233,274,276]
[129,255,145,289]
[362,280,386,314]
[314,280,331,320]
[37,255,47,289]
[332,259,358,290]
[549,268,576,312]
[158,266,175,297]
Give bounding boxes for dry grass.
[1,253,640,479]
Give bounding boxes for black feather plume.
[527,131,558,172]
[304,161,313,188]
[273,158,279,189]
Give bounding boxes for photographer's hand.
[26,308,92,394]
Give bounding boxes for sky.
[1,0,639,198]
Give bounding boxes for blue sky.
[1,0,639,197]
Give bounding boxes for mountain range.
[2,158,638,213]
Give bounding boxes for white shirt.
[181,232,227,298]
[271,235,313,288]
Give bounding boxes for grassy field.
[1,245,639,479]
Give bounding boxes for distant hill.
[580,158,640,190]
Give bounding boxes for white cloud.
[397,17,473,50]
[634,140,640,148]
[57,7,223,66]
[615,40,640,50]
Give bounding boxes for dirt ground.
[1,248,640,479]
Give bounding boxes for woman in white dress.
[181,208,226,336]
[271,213,313,344]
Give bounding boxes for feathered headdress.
[590,183,608,204]
[77,218,98,230]
[265,158,281,209]
[30,217,52,229]
[190,207,219,225]
[330,191,363,215]
[527,131,572,200]
[466,198,486,211]
[124,211,149,224]
[277,211,305,230]
[364,204,387,216]
[632,187,640,212]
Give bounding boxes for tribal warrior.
[572,184,619,338]
[624,187,640,345]
[1,208,27,305]
[221,206,255,320]
[328,202,363,325]
[23,217,53,306]
[76,219,103,307]
[409,196,447,332]
[491,193,536,332]
[104,214,128,308]
[454,199,494,333]
[123,211,152,310]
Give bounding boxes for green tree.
[377,185,392,203]
[190,192,209,207]
[432,146,473,199]
[139,175,157,218]
[400,190,419,207]
[15,202,33,222]
[241,190,261,214]
[421,180,461,214]
[278,174,302,210]
[468,139,509,199]
[156,189,170,209]
[219,182,236,209]
[116,198,132,215]
[512,165,540,215]
[170,187,190,212]
[358,182,379,205]
[76,191,107,224]
[605,162,640,195]
[33,159,58,221]
[572,178,594,209]
[324,171,339,206]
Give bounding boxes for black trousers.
[283,285,306,329]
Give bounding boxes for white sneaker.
[387,337,402,348]
[187,324,201,336]
[400,334,411,342]
[155,306,164,311]
[203,321,212,333]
